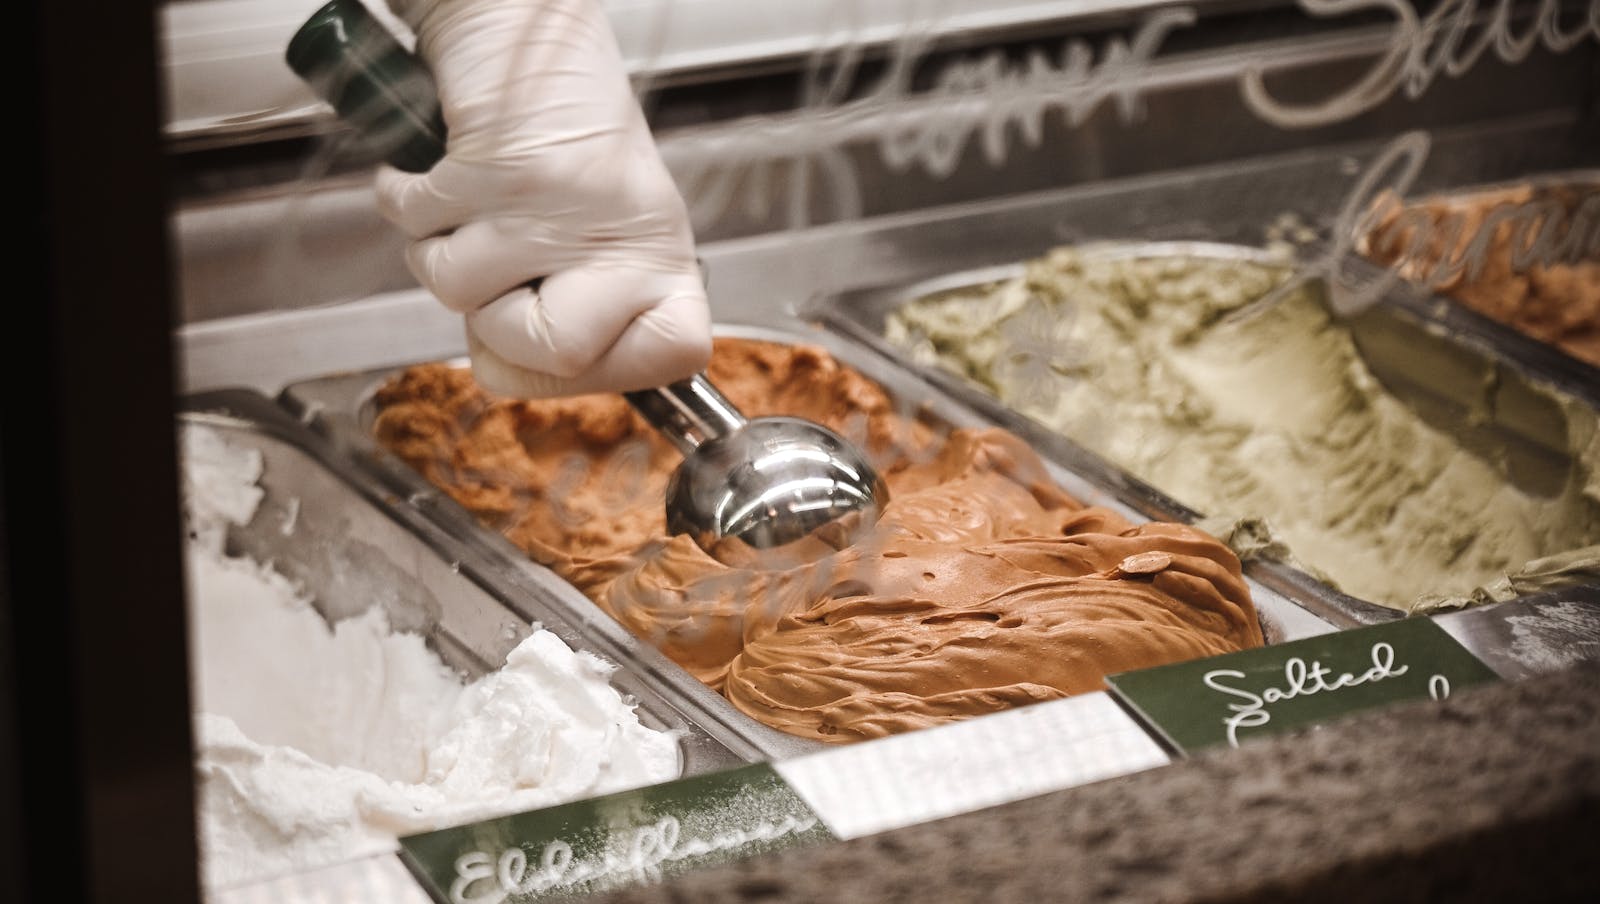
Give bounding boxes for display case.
[19,1,1598,901]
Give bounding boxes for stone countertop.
[595,663,1600,903]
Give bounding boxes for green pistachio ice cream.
[886,245,1600,611]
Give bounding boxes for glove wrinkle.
[467,290,709,398]
[469,266,704,380]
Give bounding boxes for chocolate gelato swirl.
[374,339,1262,743]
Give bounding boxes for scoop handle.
[286,0,445,173]
[626,375,746,456]
[286,0,743,442]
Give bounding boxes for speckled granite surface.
[594,663,1600,903]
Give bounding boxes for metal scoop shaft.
[622,377,745,457]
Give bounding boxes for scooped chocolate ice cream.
[374,338,1263,743]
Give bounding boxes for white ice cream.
[181,426,681,889]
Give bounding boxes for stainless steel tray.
[1356,171,1600,395]
[180,389,746,776]
[278,323,1337,760]
[1434,583,1600,681]
[811,241,1599,626]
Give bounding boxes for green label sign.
[1106,618,1498,754]
[400,763,834,903]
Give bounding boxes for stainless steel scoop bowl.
[626,377,888,564]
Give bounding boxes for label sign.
[400,764,834,904]
[1106,617,1499,754]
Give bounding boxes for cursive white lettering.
[450,813,819,903]
[450,851,500,904]
[1363,184,1600,299]
[1204,642,1411,747]
[1244,0,1600,129]
[1429,674,1451,700]
[1222,130,1429,326]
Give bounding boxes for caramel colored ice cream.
[373,339,1262,743]
[1361,184,1600,367]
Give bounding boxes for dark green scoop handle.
[286,0,446,173]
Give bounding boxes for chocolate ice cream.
[373,339,1263,743]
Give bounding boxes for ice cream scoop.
[287,0,888,562]
[626,376,887,562]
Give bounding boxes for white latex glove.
[378,0,710,397]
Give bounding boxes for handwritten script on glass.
[654,1,1600,230]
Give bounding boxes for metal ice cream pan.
[278,323,1334,761]
[1353,170,1600,394]
[811,241,1599,627]
[181,389,747,776]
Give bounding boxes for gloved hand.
[378,0,710,397]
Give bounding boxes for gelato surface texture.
[183,426,679,889]
[885,246,1600,610]
[1360,183,1600,368]
[372,338,1264,743]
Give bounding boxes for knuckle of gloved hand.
[540,337,608,380]
[635,179,694,231]
[479,156,594,214]
[618,149,688,207]
[526,131,656,205]
[660,327,712,380]
[411,245,488,312]
[406,241,456,294]
[646,294,713,378]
